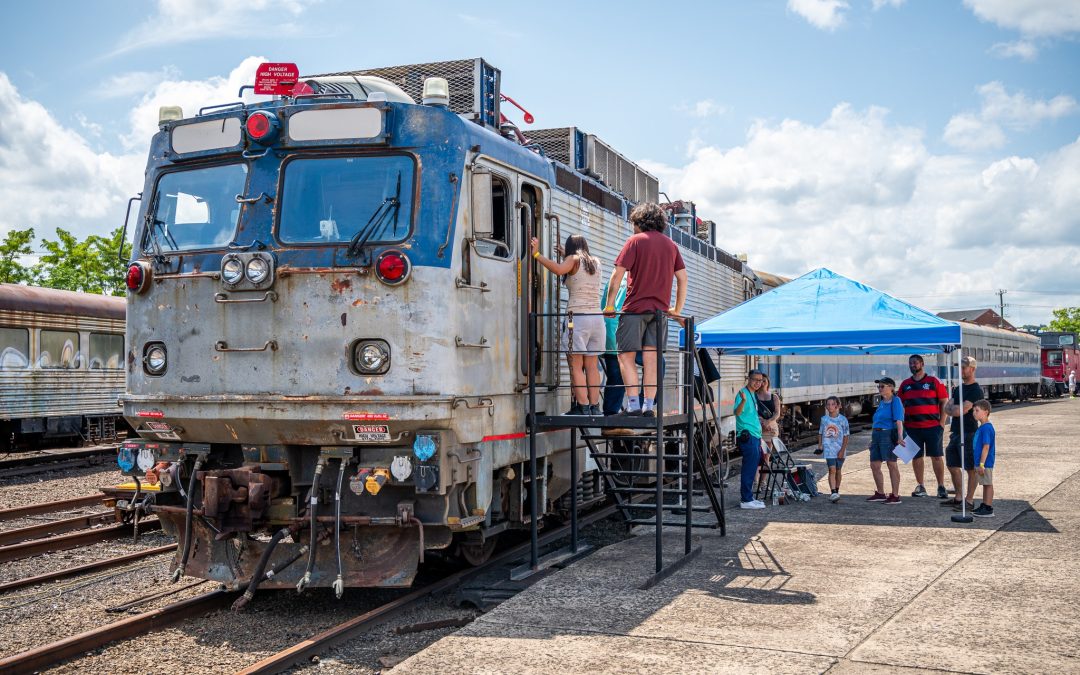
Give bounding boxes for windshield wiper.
[346,171,402,258]
[141,192,175,261]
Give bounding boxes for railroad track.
[0,502,623,674]
[0,519,161,564]
[0,446,118,479]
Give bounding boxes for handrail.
[214,291,278,304]
[215,340,278,352]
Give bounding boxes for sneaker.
[586,404,601,416]
[752,499,765,507]
[623,406,642,416]
[972,504,995,518]
[952,501,975,512]
[740,500,766,510]
[911,484,928,497]
[829,492,840,503]
[565,403,584,416]
[813,448,823,455]
[866,492,887,502]
[884,494,902,504]
[939,498,962,507]
[641,408,656,418]
[936,485,949,499]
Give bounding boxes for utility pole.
[997,289,1007,328]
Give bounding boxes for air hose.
[333,459,347,599]
[171,456,204,583]
[232,526,290,611]
[296,456,326,593]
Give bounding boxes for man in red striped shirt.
[899,354,948,498]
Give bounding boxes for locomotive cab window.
[473,175,512,259]
[89,333,124,370]
[0,326,29,369]
[144,163,247,253]
[277,155,415,246]
[39,329,80,369]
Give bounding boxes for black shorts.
[946,432,976,469]
[907,426,943,458]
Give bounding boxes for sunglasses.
[876,384,890,389]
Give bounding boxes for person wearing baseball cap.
[868,377,904,504]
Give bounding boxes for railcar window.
[89,333,124,370]
[473,175,512,259]
[0,327,29,369]
[39,330,80,369]
[278,155,415,246]
[1047,351,1061,367]
[144,163,247,253]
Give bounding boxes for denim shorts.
[869,429,897,463]
[826,457,845,469]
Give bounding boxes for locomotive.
[115,58,756,594]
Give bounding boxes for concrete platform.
[394,399,1080,674]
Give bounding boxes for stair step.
[621,503,716,512]
[624,518,723,529]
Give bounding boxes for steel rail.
[0,544,177,594]
[0,512,116,546]
[235,502,621,675]
[0,519,161,564]
[0,446,117,470]
[0,589,234,673]
[0,495,104,522]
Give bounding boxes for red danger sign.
[254,62,299,95]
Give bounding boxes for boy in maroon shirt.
[603,203,688,417]
[899,354,949,498]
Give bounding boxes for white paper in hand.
[892,434,920,464]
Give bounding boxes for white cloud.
[990,39,1039,61]
[97,67,183,99]
[121,56,267,152]
[871,0,906,9]
[787,0,850,31]
[0,73,143,242]
[942,113,1005,151]
[675,99,729,119]
[963,0,1080,38]
[0,57,269,248]
[943,81,1078,150]
[109,0,319,56]
[977,81,1078,128]
[644,105,1080,325]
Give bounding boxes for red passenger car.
[1039,332,1080,395]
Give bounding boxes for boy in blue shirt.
[971,400,996,517]
[868,378,905,504]
[818,396,850,502]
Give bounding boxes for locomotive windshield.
[277,155,414,246]
[1047,350,1062,367]
[144,163,248,253]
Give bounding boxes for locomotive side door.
[517,180,552,390]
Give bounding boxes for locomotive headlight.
[221,256,244,285]
[143,342,167,376]
[245,257,270,284]
[352,340,390,375]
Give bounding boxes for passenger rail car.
[117,58,756,592]
[753,274,1041,440]
[1038,331,1079,395]
[0,284,127,452]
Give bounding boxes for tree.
[34,227,131,296]
[0,227,34,284]
[1048,307,1080,334]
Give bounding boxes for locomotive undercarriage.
[117,397,578,589]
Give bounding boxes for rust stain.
[330,277,352,294]
[352,299,366,306]
[344,386,352,395]
[358,388,384,396]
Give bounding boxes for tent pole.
[952,344,972,523]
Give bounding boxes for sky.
[1,0,1078,327]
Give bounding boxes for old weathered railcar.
[0,284,126,451]
[116,58,755,594]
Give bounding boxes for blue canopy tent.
[693,268,974,521]
[695,268,961,355]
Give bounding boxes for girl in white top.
[531,235,604,415]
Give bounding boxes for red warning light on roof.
[254,62,300,95]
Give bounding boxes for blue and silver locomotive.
[117,58,756,594]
